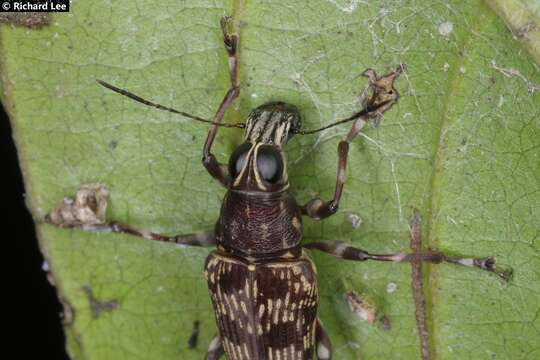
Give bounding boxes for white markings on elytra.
[207,336,221,352]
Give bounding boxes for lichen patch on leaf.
[46,184,108,227]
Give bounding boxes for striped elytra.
[205,251,319,359]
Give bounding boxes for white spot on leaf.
[326,0,364,13]
[386,282,398,293]
[438,21,454,37]
[443,63,450,72]
[347,212,363,228]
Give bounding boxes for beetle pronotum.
[46,16,510,360]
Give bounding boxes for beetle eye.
[229,142,252,178]
[256,145,283,183]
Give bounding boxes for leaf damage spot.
[346,212,363,229]
[386,282,398,294]
[108,140,118,150]
[59,295,75,326]
[443,62,450,72]
[0,13,50,28]
[346,290,391,330]
[491,60,540,94]
[438,21,454,37]
[82,285,118,319]
[45,183,108,227]
[188,320,200,349]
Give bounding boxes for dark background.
[2,103,69,358]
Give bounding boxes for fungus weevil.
[46,16,510,360]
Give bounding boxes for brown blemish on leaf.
[82,286,118,319]
[346,290,391,330]
[0,13,50,28]
[188,320,200,349]
[45,183,108,227]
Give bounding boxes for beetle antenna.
[97,80,245,129]
[292,107,372,135]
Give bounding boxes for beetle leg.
[204,336,225,360]
[48,218,216,246]
[90,223,216,246]
[301,67,403,220]
[304,240,511,281]
[315,319,333,360]
[45,183,216,246]
[300,137,353,220]
[202,16,241,187]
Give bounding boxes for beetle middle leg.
[202,16,241,187]
[315,319,333,360]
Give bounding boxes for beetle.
[46,16,509,360]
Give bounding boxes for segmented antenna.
[97,80,245,129]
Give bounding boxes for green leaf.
[2,1,539,359]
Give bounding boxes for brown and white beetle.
[46,16,509,360]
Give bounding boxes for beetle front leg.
[91,222,216,247]
[304,240,511,281]
[315,319,333,360]
[48,214,216,247]
[204,336,224,360]
[45,183,217,247]
[301,120,366,220]
[301,66,403,220]
[202,16,241,187]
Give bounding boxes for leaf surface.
[1,1,539,359]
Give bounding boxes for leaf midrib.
[424,1,489,358]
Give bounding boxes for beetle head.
[244,102,301,147]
